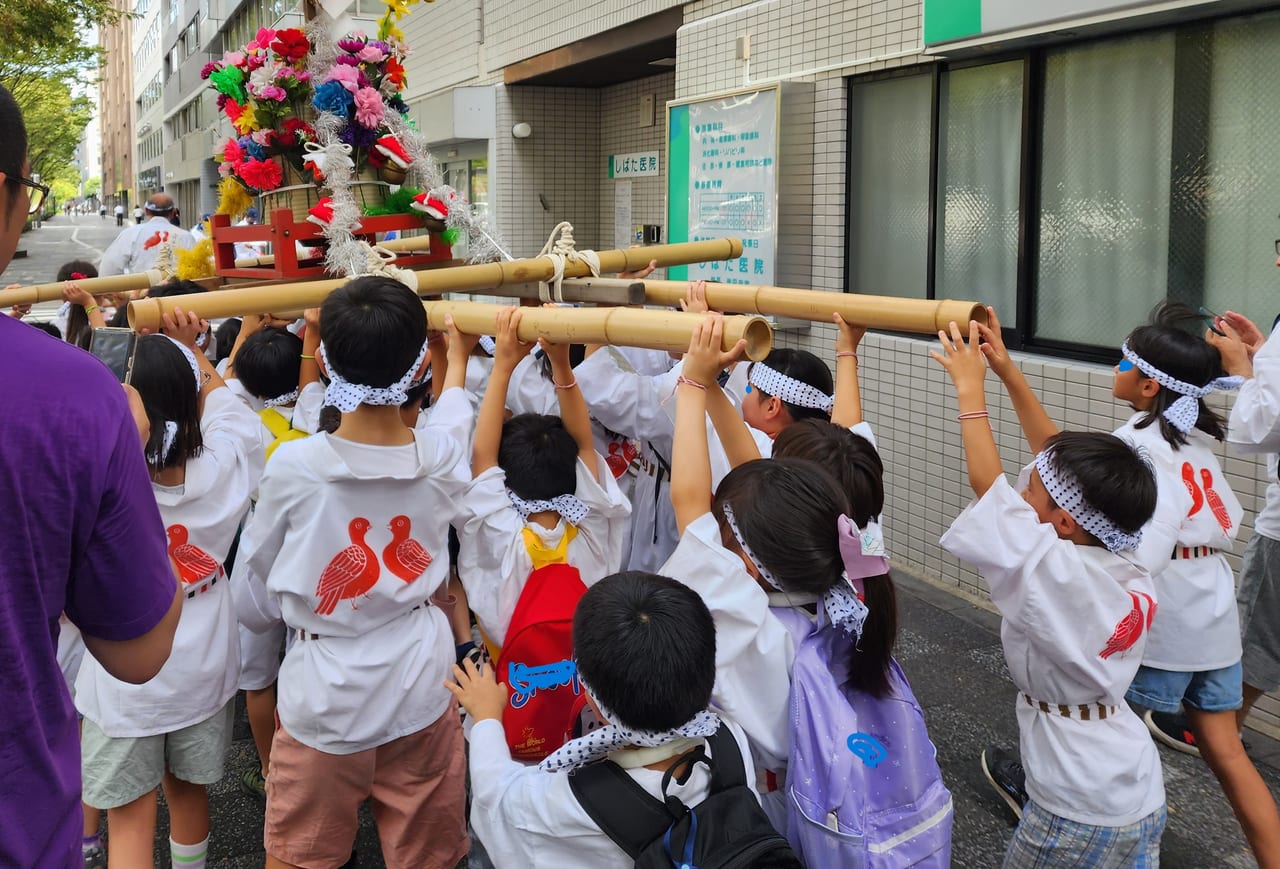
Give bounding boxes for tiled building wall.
[598,73,675,259]
[678,0,1280,737]
[493,86,603,258]
[400,0,499,93]
[484,0,685,72]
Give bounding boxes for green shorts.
[81,702,234,809]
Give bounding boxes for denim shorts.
[1125,661,1243,714]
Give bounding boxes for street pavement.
[9,223,1277,867]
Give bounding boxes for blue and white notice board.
[667,86,779,284]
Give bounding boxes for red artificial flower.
[271,28,309,63]
[238,158,284,192]
[224,99,245,122]
[386,56,405,87]
[222,138,245,163]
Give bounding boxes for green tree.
[0,1,126,98]
[85,176,102,197]
[16,79,93,184]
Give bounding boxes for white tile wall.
[484,0,686,72]
[400,0,501,92]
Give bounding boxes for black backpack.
[568,724,801,869]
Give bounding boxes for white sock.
[170,836,208,869]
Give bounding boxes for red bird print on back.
[605,440,639,479]
[1099,591,1157,659]
[1181,462,1204,517]
[315,518,379,615]
[143,231,170,251]
[167,524,218,585]
[383,515,432,583]
[1200,468,1233,533]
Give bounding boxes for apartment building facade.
[99,0,135,211]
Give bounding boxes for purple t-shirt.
[0,318,176,867]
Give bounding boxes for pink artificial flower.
[358,45,386,64]
[255,28,278,48]
[251,129,273,146]
[353,87,384,129]
[222,50,245,67]
[258,84,286,102]
[324,64,362,94]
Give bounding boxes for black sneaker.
[1144,709,1202,757]
[240,765,267,802]
[981,745,1028,821]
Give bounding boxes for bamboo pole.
[422,301,772,361]
[558,277,989,334]
[128,239,743,332]
[0,270,178,307]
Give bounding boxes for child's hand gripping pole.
[930,319,1002,498]
[472,307,532,476]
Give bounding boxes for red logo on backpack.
[495,562,589,762]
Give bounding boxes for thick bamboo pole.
[423,301,772,361]
[128,239,742,332]
[559,277,989,334]
[0,270,175,307]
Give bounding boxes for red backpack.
[494,528,590,762]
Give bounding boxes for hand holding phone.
[1199,306,1226,337]
[89,327,138,383]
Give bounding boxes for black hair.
[747,348,833,423]
[29,321,61,339]
[573,571,716,731]
[107,304,130,328]
[318,404,341,434]
[1040,431,1157,540]
[498,413,578,500]
[0,83,27,186]
[58,260,100,349]
[148,279,208,299]
[319,276,426,389]
[534,344,587,381]
[772,419,885,528]
[1124,302,1227,447]
[401,378,430,412]
[712,458,897,698]
[234,327,302,401]
[214,318,242,365]
[131,335,204,472]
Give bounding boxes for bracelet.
[553,377,578,391]
[836,351,857,361]
[957,410,990,420]
[300,354,315,360]
[676,375,707,391]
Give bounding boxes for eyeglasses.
[10,176,49,215]
[1275,239,1280,257]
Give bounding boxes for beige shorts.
[81,702,234,809]
[264,711,468,869]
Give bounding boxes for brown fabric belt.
[295,602,424,642]
[1022,693,1118,721]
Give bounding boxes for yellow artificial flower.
[217,176,254,219]
[175,237,216,280]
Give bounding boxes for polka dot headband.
[263,389,300,408]
[538,672,720,772]
[1120,341,1243,434]
[161,335,202,392]
[1034,448,1142,553]
[507,491,590,525]
[747,361,834,413]
[725,502,877,638]
[317,339,429,413]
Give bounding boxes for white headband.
[317,339,429,413]
[507,490,590,525]
[747,362,833,413]
[1034,449,1142,553]
[538,674,721,772]
[478,335,496,355]
[1120,341,1243,434]
[161,335,202,391]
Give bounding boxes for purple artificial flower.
[200,61,218,79]
[335,54,360,66]
[338,123,379,149]
[337,36,366,53]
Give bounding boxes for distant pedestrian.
[133,205,143,224]
[99,194,196,276]
[100,204,106,220]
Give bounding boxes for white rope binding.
[537,222,600,303]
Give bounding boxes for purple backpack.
[786,620,953,868]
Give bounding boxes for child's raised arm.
[672,315,748,533]
[976,307,1058,454]
[62,281,106,330]
[831,313,866,428]
[540,335,598,482]
[472,307,532,477]
[299,307,321,389]
[681,279,758,468]
[931,320,1003,498]
[441,314,479,395]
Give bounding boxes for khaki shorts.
[81,702,234,809]
[264,711,468,869]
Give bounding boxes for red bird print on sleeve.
[1181,462,1204,517]
[167,524,219,585]
[1099,591,1157,659]
[382,515,432,584]
[314,518,379,615]
[1200,468,1233,533]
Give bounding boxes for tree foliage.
[0,1,122,185]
